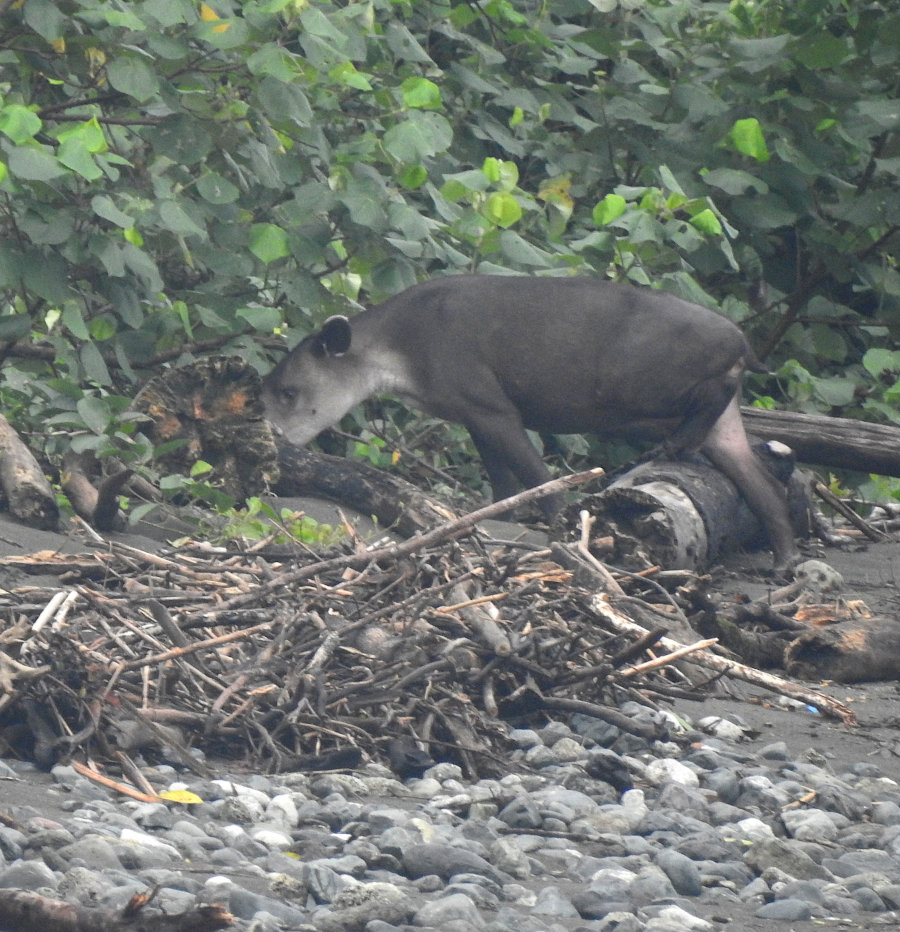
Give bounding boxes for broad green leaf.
[701,168,769,196]
[791,31,851,70]
[77,396,112,434]
[197,172,239,205]
[328,62,372,91]
[57,137,103,180]
[255,77,313,125]
[62,303,90,340]
[813,376,856,408]
[23,0,65,41]
[247,45,301,81]
[160,201,206,237]
[483,192,522,228]
[79,342,112,386]
[106,57,159,102]
[724,118,770,162]
[0,105,42,144]
[863,348,900,379]
[0,314,30,341]
[689,209,723,236]
[57,117,107,154]
[482,158,518,191]
[92,195,134,228]
[383,113,453,161]
[397,164,427,190]
[6,145,66,181]
[249,223,290,264]
[593,194,627,226]
[151,114,211,164]
[401,77,442,110]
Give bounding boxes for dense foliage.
[0,0,897,499]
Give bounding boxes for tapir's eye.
[280,388,297,404]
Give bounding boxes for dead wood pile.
[0,479,864,787]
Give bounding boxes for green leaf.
[724,118,770,162]
[483,192,522,228]
[593,194,627,226]
[0,105,42,144]
[159,201,206,237]
[106,57,159,102]
[397,164,427,190]
[77,396,112,434]
[197,172,239,204]
[401,77,442,110]
[790,31,851,70]
[701,168,769,195]
[383,112,453,162]
[92,195,134,228]
[863,348,900,379]
[328,62,373,91]
[249,223,290,264]
[689,209,723,236]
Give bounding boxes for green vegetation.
[0,0,897,502]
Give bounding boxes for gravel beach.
[2,516,900,932]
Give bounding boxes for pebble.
[1,701,900,930]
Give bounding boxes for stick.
[589,594,857,724]
[183,467,606,619]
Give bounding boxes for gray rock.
[413,892,486,929]
[656,847,702,896]
[743,837,832,880]
[401,843,501,882]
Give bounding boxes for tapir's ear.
[313,315,352,357]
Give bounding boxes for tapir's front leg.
[701,395,799,572]
[467,415,560,517]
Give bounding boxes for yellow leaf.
[159,789,203,805]
[51,37,66,53]
[200,3,220,20]
[85,47,107,77]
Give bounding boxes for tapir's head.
[262,315,356,446]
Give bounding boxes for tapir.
[262,275,798,570]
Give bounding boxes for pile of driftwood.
[0,474,864,787]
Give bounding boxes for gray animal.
[263,275,798,570]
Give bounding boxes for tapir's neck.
[344,312,419,403]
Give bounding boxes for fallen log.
[569,443,811,571]
[0,413,58,530]
[274,438,456,537]
[784,617,900,683]
[741,406,900,477]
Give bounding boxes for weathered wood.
[132,354,278,501]
[274,439,455,537]
[572,445,810,571]
[0,413,58,529]
[784,617,900,683]
[742,406,900,477]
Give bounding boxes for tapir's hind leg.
[701,394,799,571]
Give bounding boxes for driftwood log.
[0,413,58,529]
[565,442,812,571]
[741,406,900,477]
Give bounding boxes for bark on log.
[741,406,900,477]
[0,413,58,529]
[274,439,456,537]
[570,444,810,571]
[784,617,900,683]
[132,355,278,501]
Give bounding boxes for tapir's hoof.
[772,549,803,579]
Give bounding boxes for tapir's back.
[373,275,753,435]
